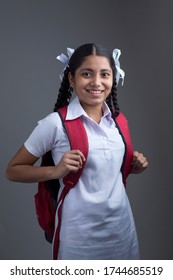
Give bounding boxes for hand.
[54,150,86,179]
[130,151,148,174]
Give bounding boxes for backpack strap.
[115,112,133,186]
[53,106,89,260]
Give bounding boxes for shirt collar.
[66,96,87,120]
[66,96,113,124]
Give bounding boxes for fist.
[131,151,148,174]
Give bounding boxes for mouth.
[86,89,104,95]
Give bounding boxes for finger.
[68,150,86,162]
[131,153,144,168]
[69,150,86,167]
[131,151,139,165]
[68,154,84,168]
[64,153,85,169]
[136,155,146,167]
[65,160,79,167]
[131,160,148,173]
[78,150,85,161]
[133,160,145,170]
[142,160,148,169]
[132,151,140,159]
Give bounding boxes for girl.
[6,43,148,260]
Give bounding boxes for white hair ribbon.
[56,47,125,85]
[56,47,74,80]
[112,49,125,86]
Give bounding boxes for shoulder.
[26,112,65,142]
[36,112,64,131]
[24,112,64,157]
[38,112,62,125]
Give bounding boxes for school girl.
[6,43,148,259]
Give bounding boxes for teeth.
[88,90,102,94]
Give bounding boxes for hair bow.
[56,47,125,85]
[56,47,74,80]
[112,49,125,86]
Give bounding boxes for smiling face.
[68,55,113,112]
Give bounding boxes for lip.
[86,89,104,94]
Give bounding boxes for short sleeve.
[24,112,62,158]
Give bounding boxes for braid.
[112,79,120,117]
[53,67,72,112]
[106,78,120,118]
[105,94,112,114]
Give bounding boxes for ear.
[68,72,75,87]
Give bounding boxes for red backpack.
[34,106,133,255]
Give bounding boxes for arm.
[6,145,86,183]
[130,151,148,174]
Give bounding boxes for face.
[68,55,113,111]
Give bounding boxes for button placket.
[103,137,112,160]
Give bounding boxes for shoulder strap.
[53,105,88,260]
[115,112,133,186]
[57,106,88,188]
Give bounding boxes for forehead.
[78,55,112,70]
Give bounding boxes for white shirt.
[25,97,139,260]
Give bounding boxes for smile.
[86,90,104,94]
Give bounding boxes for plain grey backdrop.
[1,0,173,260]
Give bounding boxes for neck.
[80,103,104,124]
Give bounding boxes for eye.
[82,72,92,78]
[101,72,111,78]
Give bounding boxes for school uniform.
[25,96,139,260]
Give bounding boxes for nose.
[90,74,101,87]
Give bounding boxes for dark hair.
[54,43,120,117]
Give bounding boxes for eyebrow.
[80,68,112,72]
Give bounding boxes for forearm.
[6,165,57,183]
[6,147,86,183]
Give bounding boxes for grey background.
[1,0,173,259]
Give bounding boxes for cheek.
[74,81,87,91]
[73,83,86,96]
[106,81,113,90]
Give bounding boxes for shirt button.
[104,150,112,160]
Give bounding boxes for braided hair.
[53,67,71,111]
[54,43,120,117]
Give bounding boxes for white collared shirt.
[25,96,139,260]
